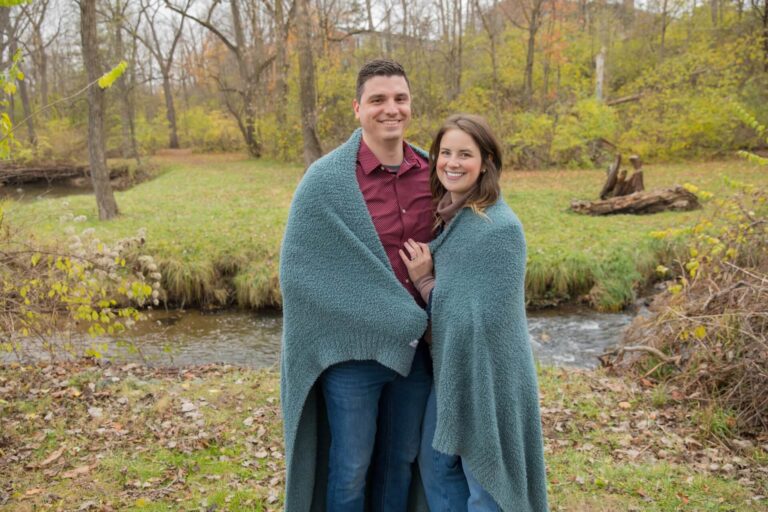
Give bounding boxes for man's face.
[353,75,412,146]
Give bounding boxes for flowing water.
[4,307,634,369]
[0,182,91,203]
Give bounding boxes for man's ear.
[353,99,360,120]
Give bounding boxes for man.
[280,59,434,511]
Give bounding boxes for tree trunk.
[401,0,408,34]
[660,0,669,58]
[241,88,262,158]
[523,1,542,105]
[365,0,374,30]
[474,0,500,123]
[80,0,119,220]
[9,38,37,146]
[0,8,9,55]
[296,0,323,166]
[230,0,261,158]
[162,74,179,148]
[595,47,606,101]
[453,0,463,98]
[112,3,140,163]
[38,47,49,111]
[763,0,768,72]
[274,0,289,159]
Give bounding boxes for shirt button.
[402,209,406,213]
[405,279,410,283]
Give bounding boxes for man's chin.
[380,128,406,141]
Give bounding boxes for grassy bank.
[0,361,765,511]
[7,153,768,310]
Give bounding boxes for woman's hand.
[398,238,433,283]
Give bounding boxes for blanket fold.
[429,200,549,512]
[280,129,429,511]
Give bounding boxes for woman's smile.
[437,128,483,201]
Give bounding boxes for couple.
[280,59,548,512]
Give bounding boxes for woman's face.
[436,128,483,199]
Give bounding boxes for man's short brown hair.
[356,59,411,102]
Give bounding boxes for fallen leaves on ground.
[0,361,284,511]
[539,367,768,501]
[1,361,765,510]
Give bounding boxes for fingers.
[400,240,430,269]
[398,248,412,266]
[404,239,425,259]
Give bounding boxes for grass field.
[6,152,768,310]
[1,362,765,511]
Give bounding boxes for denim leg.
[321,359,398,512]
[465,465,502,512]
[370,344,433,512]
[418,384,470,512]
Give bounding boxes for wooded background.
[2,0,767,169]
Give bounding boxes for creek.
[5,306,634,370]
[0,182,91,202]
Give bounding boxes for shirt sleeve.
[414,274,435,306]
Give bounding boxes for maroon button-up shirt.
[356,139,434,305]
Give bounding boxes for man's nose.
[384,99,398,114]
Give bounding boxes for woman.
[399,114,548,512]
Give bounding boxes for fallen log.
[571,185,700,215]
[0,163,131,185]
[606,93,642,106]
[0,163,88,184]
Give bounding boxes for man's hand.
[399,238,433,283]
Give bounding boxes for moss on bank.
[6,155,768,311]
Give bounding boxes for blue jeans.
[320,343,431,511]
[419,386,501,512]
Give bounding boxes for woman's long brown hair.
[429,114,503,229]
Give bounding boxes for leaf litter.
[0,361,765,510]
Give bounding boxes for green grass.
[6,154,768,310]
[1,363,764,511]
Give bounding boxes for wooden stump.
[570,186,701,215]
[600,154,645,199]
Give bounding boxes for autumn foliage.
[607,182,768,434]
[0,205,162,360]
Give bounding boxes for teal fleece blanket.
[279,129,430,511]
[429,200,549,511]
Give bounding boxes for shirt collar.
[358,139,421,176]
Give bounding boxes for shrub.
[0,203,162,361]
[606,182,768,434]
[551,99,619,168]
[176,107,243,153]
[506,111,555,169]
